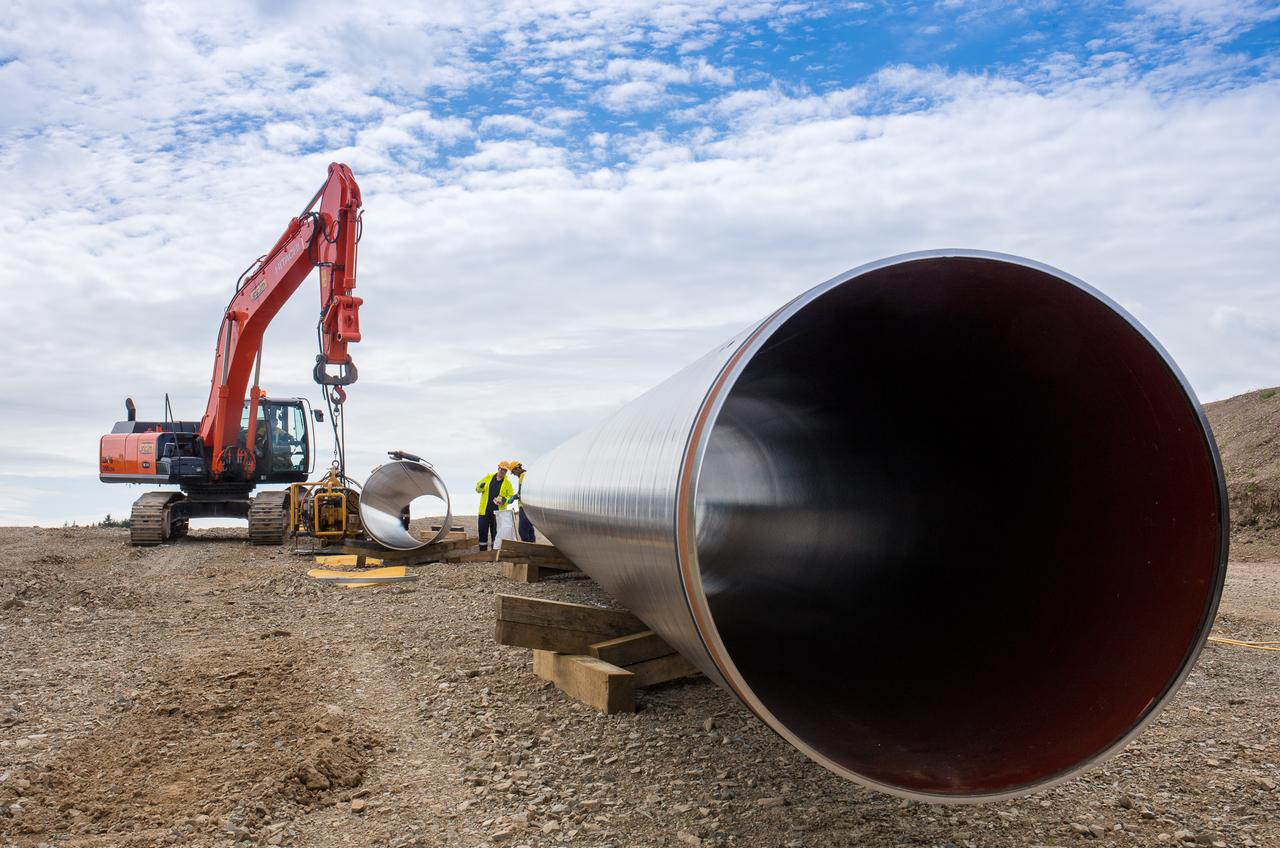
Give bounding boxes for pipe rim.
[358,459,453,550]
[673,248,1230,803]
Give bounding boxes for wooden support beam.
[497,620,620,654]
[533,650,635,713]
[447,549,500,563]
[627,652,701,687]
[517,553,575,566]
[588,630,673,666]
[588,631,702,686]
[334,535,479,564]
[498,561,579,582]
[490,538,578,578]
[417,536,479,554]
[519,558,578,572]
[532,561,578,573]
[496,540,573,566]
[496,594,644,637]
[500,562,539,583]
[495,593,703,714]
[499,539,565,558]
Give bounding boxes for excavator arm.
[199,162,363,479]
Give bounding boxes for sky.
[1,0,1278,526]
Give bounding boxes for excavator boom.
[201,162,363,479]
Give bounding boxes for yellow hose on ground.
[1207,636,1280,652]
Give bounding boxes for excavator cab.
[241,398,312,483]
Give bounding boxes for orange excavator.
[99,163,364,545]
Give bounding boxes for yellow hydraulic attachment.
[289,463,363,544]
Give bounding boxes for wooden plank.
[499,562,539,583]
[496,620,620,654]
[496,555,577,573]
[446,549,500,563]
[496,540,572,566]
[499,540,564,558]
[499,554,573,568]
[333,535,479,563]
[510,547,571,560]
[532,648,556,680]
[588,630,674,666]
[496,554,573,568]
[420,536,479,553]
[497,562,580,582]
[627,653,701,688]
[511,555,574,568]
[532,651,635,713]
[496,594,644,636]
[525,559,578,572]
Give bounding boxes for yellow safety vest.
[475,473,515,515]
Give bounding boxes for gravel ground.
[0,526,1277,848]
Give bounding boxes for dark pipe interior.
[694,257,1223,797]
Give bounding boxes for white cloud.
[1129,0,1280,33]
[599,79,669,111]
[263,121,313,152]
[593,57,736,111]
[452,139,569,171]
[478,113,571,138]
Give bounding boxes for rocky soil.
[1,527,1277,848]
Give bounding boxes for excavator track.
[248,490,290,546]
[129,491,185,546]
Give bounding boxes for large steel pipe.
[359,458,452,550]
[522,250,1228,802]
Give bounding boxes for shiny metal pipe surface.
[522,249,1228,802]
[359,459,452,550]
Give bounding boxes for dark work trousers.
[517,510,536,543]
[477,513,498,550]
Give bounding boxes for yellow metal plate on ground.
[313,554,384,567]
[306,563,417,588]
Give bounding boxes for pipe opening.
[360,459,452,550]
[693,256,1223,798]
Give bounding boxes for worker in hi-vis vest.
[475,461,515,551]
[506,460,537,543]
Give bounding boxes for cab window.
[263,403,308,473]
[242,401,310,478]
[285,404,308,472]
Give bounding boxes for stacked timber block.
[495,593,701,713]
[331,530,479,566]
[408,533,479,563]
[493,540,581,583]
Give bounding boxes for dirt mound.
[0,639,376,845]
[1205,387,1280,540]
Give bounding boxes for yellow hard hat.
[508,460,524,470]
[497,461,511,470]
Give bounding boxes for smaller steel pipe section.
[523,250,1228,802]
[359,459,451,550]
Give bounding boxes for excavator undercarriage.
[127,487,292,546]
